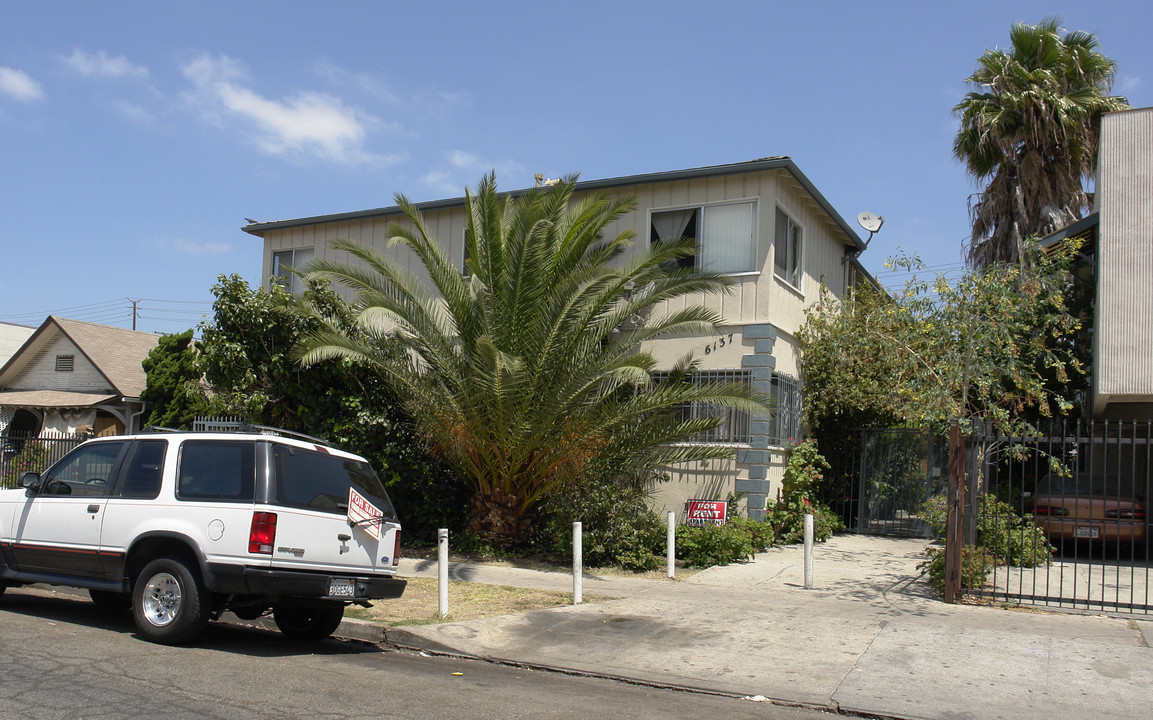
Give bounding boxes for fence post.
[666,511,676,579]
[944,418,965,604]
[437,528,449,617]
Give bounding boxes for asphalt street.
[0,586,837,720]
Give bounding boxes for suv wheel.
[273,604,345,641]
[132,557,210,644]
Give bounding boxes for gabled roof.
[241,157,868,253]
[0,316,159,399]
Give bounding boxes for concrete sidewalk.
[359,535,1152,720]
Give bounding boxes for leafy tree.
[142,274,469,543]
[801,240,1084,442]
[296,174,767,547]
[954,17,1128,268]
[140,329,210,430]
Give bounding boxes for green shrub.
[976,494,1053,568]
[676,522,757,568]
[533,472,666,571]
[1,441,48,489]
[917,488,1053,597]
[918,544,994,595]
[768,439,845,544]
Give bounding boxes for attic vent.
[55,355,74,372]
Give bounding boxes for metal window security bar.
[656,370,752,444]
[767,373,802,447]
[961,419,1151,615]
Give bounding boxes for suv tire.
[273,604,345,641]
[132,557,210,645]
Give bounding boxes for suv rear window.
[272,444,397,521]
[177,441,256,501]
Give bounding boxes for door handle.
[87,504,100,513]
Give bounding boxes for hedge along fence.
[1,432,85,489]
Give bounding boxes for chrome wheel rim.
[141,572,181,627]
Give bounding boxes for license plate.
[328,578,356,597]
[1074,526,1100,539]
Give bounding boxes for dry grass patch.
[345,577,604,626]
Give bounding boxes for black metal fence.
[1,432,86,489]
[959,420,1151,614]
[853,428,948,538]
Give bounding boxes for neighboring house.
[243,157,873,519]
[0,316,160,440]
[1043,107,1153,420]
[0,321,35,368]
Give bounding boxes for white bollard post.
[803,513,814,590]
[573,521,583,605]
[437,528,449,617]
[667,511,676,579]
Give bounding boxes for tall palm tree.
[954,17,1128,269]
[295,174,766,545]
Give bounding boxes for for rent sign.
[686,499,727,527]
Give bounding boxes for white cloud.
[181,52,381,164]
[63,49,148,79]
[421,151,528,196]
[0,67,44,102]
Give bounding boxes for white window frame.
[649,199,759,276]
[773,205,804,291]
[271,247,315,294]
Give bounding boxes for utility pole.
[129,298,139,330]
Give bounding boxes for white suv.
[0,427,405,644]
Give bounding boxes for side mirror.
[20,472,41,492]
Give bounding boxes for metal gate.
[960,420,1152,614]
[855,428,947,538]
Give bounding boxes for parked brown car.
[1029,473,1147,549]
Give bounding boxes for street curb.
[344,621,878,718]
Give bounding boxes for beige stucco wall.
[252,165,858,515]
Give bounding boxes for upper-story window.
[272,248,315,294]
[650,200,757,274]
[774,207,803,289]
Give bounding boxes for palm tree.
[295,174,767,546]
[954,17,1128,269]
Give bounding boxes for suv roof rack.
[144,426,183,434]
[240,423,337,449]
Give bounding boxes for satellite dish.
[857,212,884,234]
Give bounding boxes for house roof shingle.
[0,316,159,399]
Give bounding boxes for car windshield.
[1037,473,1138,498]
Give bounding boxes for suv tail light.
[393,530,401,566]
[249,512,277,554]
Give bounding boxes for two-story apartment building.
[243,157,872,520]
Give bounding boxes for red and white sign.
[686,500,727,527]
[347,487,384,540]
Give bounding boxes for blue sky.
[1,1,1149,335]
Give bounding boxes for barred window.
[657,369,752,445]
[768,373,803,446]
